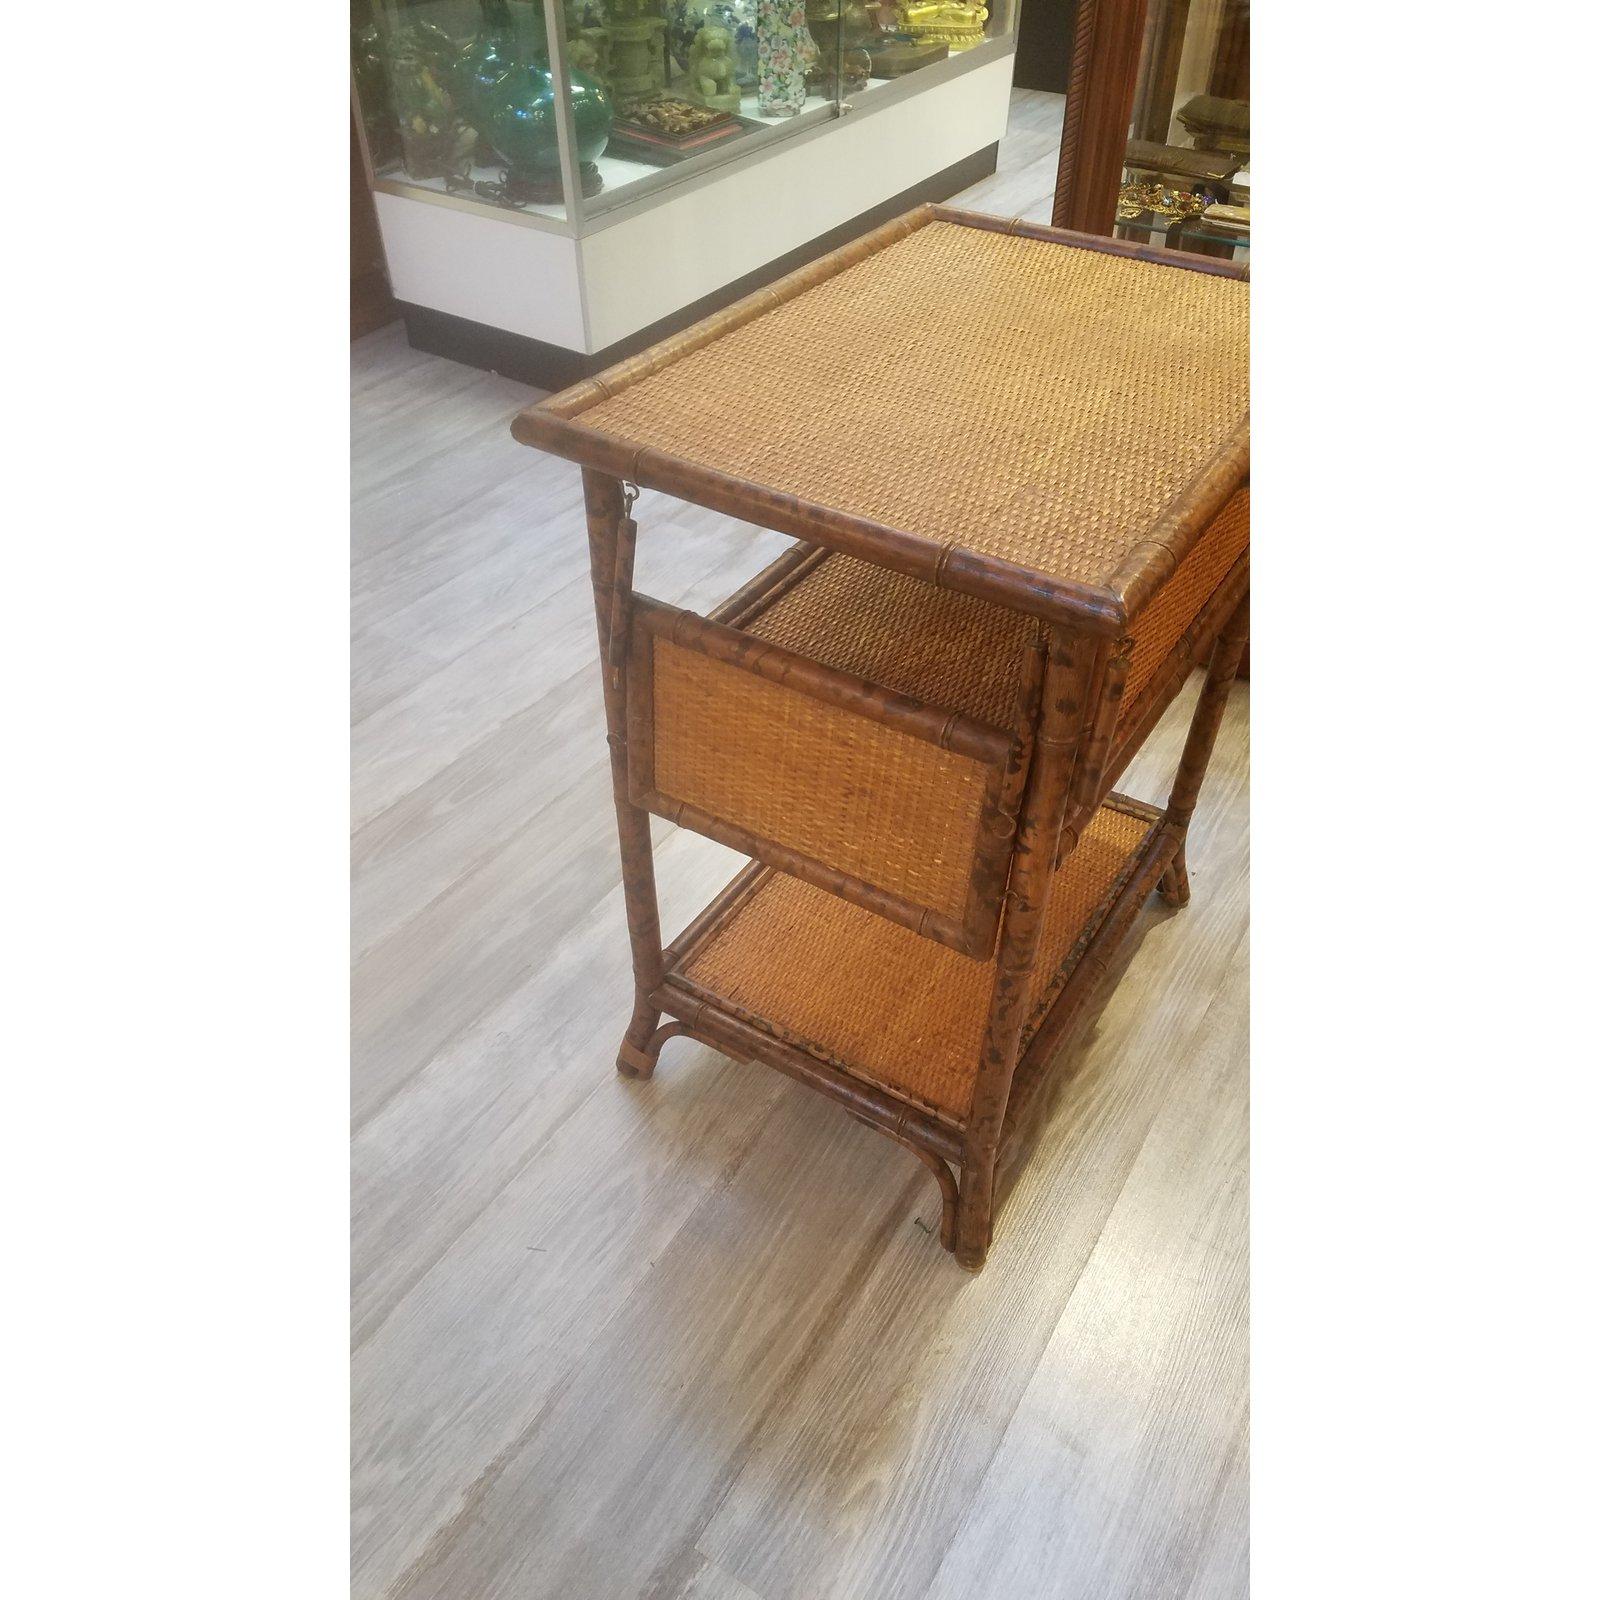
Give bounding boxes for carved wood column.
[1052,0,1152,235]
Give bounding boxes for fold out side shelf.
[511,204,1250,1270]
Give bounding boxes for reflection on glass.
[1115,0,1249,261]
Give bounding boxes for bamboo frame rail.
[513,209,1248,1271]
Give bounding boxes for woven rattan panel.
[744,553,1035,730]
[679,802,1153,1120]
[652,636,994,920]
[1121,488,1250,716]
[580,222,1248,590]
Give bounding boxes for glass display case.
[355,0,1018,222]
[353,0,1021,381]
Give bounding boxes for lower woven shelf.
[664,796,1161,1126]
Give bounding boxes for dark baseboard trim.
[400,142,999,391]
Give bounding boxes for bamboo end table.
[512,204,1249,1271]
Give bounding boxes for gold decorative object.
[1116,181,1205,223]
[896,0,987,50]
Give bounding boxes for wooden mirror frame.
[1052,0,1154,235]
[1052,0,1249,237]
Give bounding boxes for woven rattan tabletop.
[514,207,1249,630]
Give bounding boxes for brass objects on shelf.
[1115,181,1205,223]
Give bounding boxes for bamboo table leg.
[1158,593,1249,907]
[954,628,1101,1272]
[581,468,669,1079]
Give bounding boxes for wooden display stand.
[513,204,1249,1271]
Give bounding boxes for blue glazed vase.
[668,0,758,89]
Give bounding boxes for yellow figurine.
[897,0,987,50]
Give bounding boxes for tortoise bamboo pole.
[660,859,767,968]
[1057,636,1133,859]
[514,418,1139,635]
[953,626,1100,1271]
[582,468,669,1079]
[1105,424,1250,623]
[1156,847,1191,909]
[1158,593,1250,907]
[972,630,1050,946]
[928,206,1250,281]
[707,543,826,628]
[604,506,638,674]
[996,630,1048,823]
[1003,821,1182,1145]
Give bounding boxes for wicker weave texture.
[652,636,995,920]
[679,801,1153,1119]
[1121,488,1250,716]
[745,552,1034,729]
[580,223,1248,590]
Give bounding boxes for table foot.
[616,1002,675,1079]
[1157,848,1191,908]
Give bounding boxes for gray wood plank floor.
[353,89,1249,1600]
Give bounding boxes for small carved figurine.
[386,31,476,181]
[686,23,743,111]
[569,31,610,84]
[606,0,670,106]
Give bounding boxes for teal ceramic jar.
[462,0,613,186]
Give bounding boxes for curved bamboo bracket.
[850,1112,959,1251]
[616,1020,691,1080]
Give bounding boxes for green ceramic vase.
[460,0,613,183]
